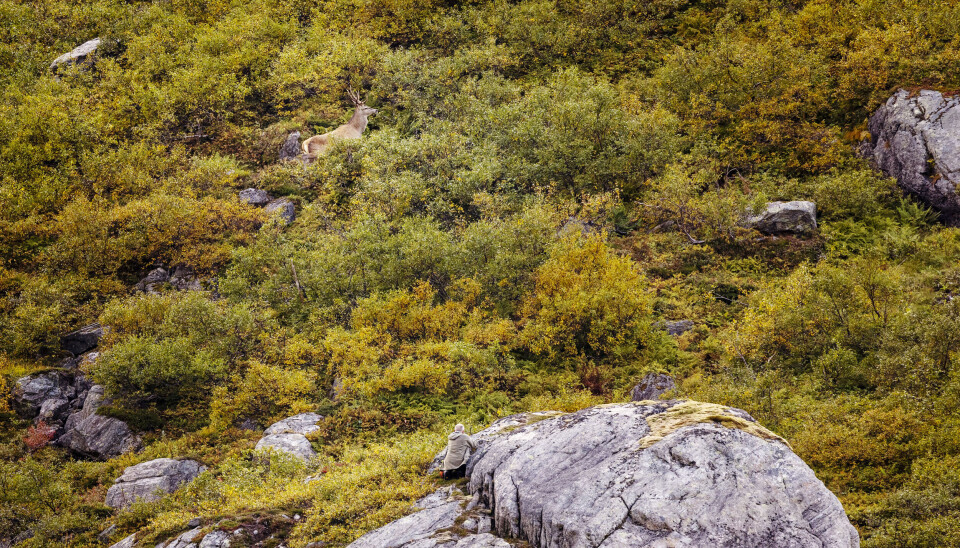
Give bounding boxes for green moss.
[637,400,788,449]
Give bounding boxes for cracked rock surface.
[105,458,206,509]
[254,412,323,461]
[359,401,859,548]
[867,89,960,225]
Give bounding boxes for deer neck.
[348,108,369,134]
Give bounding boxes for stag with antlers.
[300,88,378,161]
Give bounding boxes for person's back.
[441,424,477,479]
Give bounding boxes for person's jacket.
[441,431,478,471]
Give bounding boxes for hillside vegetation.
[3,0,960,546]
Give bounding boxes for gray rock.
[279,132,302,162]
[62,323,103,356]
[157,527,202,548]
[427,411,564,474]
[135,268,170,293]
[239,188,272,207]
[263,412,323,435]
[361,401,859,548]
[98,524,118,543]
[630,372,676,402]
[14,372,74,416]
[264,198,296,225]
[50,38,101,71]
[55,385,141,459]
[347,487,464,548]
[663,319,694,336]
[198,531,231,548]
[746,201,818,235]
[38,397,71,424]
[254,434,315,461]
[187,518,201,528]
[867,89,960,225]
[109,534,136,548]
[169,266,202,291]
[106,458,206,509]
[254,413,323,461]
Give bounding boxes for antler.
[347,87,364,106]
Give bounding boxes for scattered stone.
[55,385,141,460]
[239,188,272,207]
[254,413,323,461]
[98,524,118,543]
[279,131,302,162]
[50,38,101,71]
[238,418,259,431]
[156,527,202,548]
[106,458,205,509]
[630,372,677,402]
[662,319,694,336]
[62,323,103,356]
[135,268,170,293]
[746,201,818,235]
[264,198,296,225]
[169,266,202,291]
[867,89,960,225]
[359,401,860,548]
[108,534,136,548]
[187,518,201,528]
[199,531,231,548]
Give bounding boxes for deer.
[300,88,378,162]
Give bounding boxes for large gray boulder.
[50,38,101,71]
[62,323,103,356]
[360,401,859,548]
[747,201,818,235]
[630,372,676,401]
[55,385,141,459]
[105,458,206,509]
[867,89,960,225]
[254,413,323,461]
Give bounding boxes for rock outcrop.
[264,198,296,225]
[362,401,860,548]
[105,458,206,509]
[746,201,818,235]
[55,385,141,459]
[630,372,676,401]
[50,38,101,71]
[108,534,136,548]
[254,412,322,461]
[14,370,94,435]
[657,319,694,337]
[157,527,202,548]
[62,323,103,356]
[866,89,960,225]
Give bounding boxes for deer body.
[301,89,377,159]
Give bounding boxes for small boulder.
[239,188,272,207]
[254,413,323,461]
[198,530,231,548]
[156,528,202,548]
[169,266,202,291]
[55,385,142,460]
[50,38,101,71]
[135,267,170,293]
[14,372,74,416]
[746,201,818,235]
[109,534,136,548]
[659,319,694,336]
[62,323,103,356]
[264,198,296,225]
[105,458,206,509]
[630,372,676,401]
[279,131,302,162]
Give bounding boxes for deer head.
[348,87,378,117]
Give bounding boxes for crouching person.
[441,424,477,480]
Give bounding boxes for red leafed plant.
[23,420,56,452]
